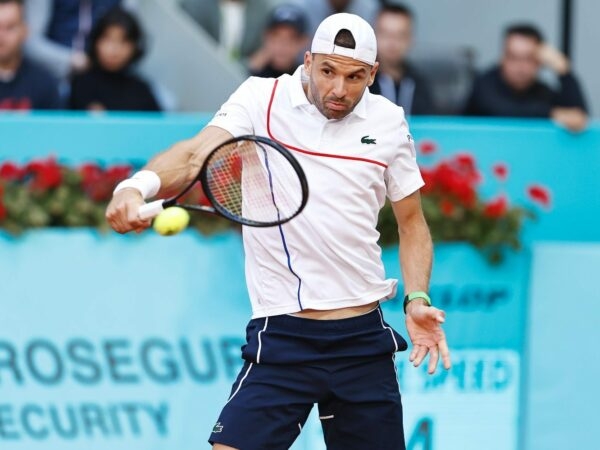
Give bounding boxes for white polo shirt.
[208,66,424,318]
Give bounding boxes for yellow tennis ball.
[153,207,190,236]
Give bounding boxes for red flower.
[420,168,435,194]
[433,161,477,208]
[80,163,103,181]
[229,152,242,182]
[493,163,508,181]
[419,140,437,155]
[26,157,62,190]
[483,195,508,218]
[527,185,552,208]
[455,153,475,171]
[105,165,132,184]
[440,199,455,216]
[78,163,132,202]
[0,162,23,181]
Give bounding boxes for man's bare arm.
[106,126,233,234]
[391,191,432,298]
[145,126,234,197]
[392,191,451,374]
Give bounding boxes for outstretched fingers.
[439,338,452,370]
[427,345,439,374]
[410,344,429,367]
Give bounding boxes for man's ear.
[303,51,312,72]
[368,62,379,86]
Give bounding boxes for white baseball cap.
[311,13,377,66]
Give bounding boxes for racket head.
[198,135,308,227]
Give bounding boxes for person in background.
[371,2,434,115]
[0,0,60,110]
[24,0,137,81]
[464,23,588,132]
[69,7,160,111]
[247,3,308,78]
[292,0,380,37]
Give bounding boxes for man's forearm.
[144,126,233,197]
[398,211,433,295]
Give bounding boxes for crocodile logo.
[361,135,376,145]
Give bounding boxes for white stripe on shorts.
[226,362,253,404]
[377,308,399,352]
[256,317,269,364]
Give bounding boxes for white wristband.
[113,170,161,200]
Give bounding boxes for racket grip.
[138,200,165,220]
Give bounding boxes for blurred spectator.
[69,7,160,111]
[291,0,379,36]
[464,23,588,132]
[247,3,308,78]
[180,0,280,59]
[24,0,137,80]
[0,0,60,110]
[371,3,434,115]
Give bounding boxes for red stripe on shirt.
[266,79,388,169]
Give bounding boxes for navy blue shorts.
[209,307,408,450]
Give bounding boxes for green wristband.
[403,291,432,313]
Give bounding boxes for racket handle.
[138,200,165,220]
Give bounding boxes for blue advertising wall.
[1,114,599,450]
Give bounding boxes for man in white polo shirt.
[107,13,451,450]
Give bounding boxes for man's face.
[0,2,26,64]
[501,34,541,91]
[376,12,412,66]
[264,25,307,72]
[304,52,378,120]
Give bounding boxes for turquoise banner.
[525,243,600,450]
[0,231,524,450]
[1,114,598,449]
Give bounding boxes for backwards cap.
[311,13,377,66]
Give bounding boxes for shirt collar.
[289,65,310,108]
[288,65,369,120]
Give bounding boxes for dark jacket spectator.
[464,66,586,118]
[370,63,434,116]
[372,3,434,115]
[0,0,60,110]
[463,23,588,132]
[69,7,159,112]
[0,58,61,110]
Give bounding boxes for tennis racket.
[138,135,309,227]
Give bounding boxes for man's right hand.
[105,189,151,234]
[538,43,570,76]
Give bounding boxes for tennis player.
[107,13,451,450]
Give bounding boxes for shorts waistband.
[262,306,386,333]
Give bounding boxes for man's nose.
[331,77,347,99]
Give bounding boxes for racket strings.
[204,140,304,224]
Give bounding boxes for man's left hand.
[406,302,451,374]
